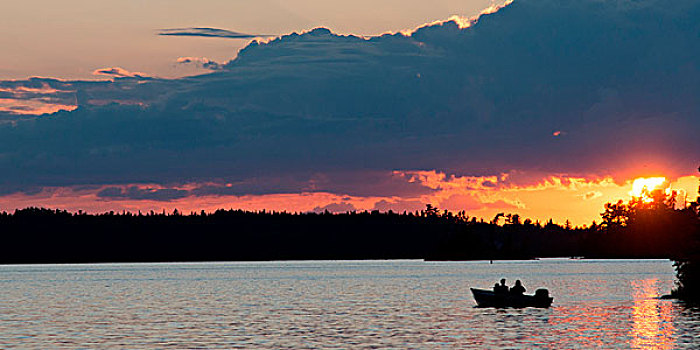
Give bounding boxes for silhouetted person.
[510,280,526,295]
[494,278,508,294]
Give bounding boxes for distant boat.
[471,288,553,308]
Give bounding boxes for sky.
[0,0,698,225]
[0,0,496,80]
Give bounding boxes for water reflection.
[0,260,698,349]
[547,302,631,348]
[630,279,674,350]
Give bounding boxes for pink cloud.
[0,100,77,115]
[0,82,77,115]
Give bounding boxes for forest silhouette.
[0,197,695,263]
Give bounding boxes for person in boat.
[510,280,526,295]
[494,278,508,294]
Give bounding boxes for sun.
[629,177,667,200]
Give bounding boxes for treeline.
[0,201,693,265]
[593,168,699,303]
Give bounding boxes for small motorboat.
[471,287,553,308]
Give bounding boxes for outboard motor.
[535,288,549,300]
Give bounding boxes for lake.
[1,259,698,349]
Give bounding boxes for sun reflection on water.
[630,279,674,350]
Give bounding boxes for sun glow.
[629,177,667,200]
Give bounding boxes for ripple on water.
[0,259,698,349]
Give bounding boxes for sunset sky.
[1,0,698,225]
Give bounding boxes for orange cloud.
[0,85,63,95]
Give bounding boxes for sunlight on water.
[0,259,698,349]
[630,279,674,350]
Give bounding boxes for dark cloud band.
[158,27,272,39]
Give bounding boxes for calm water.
[1,259,699,349]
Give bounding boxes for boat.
[471,287,553,308]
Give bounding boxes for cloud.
[484,199,522,210]
[0,76,160,116]
[1,0,699,201]
[372,199,426,213]
[481,180,497,188]
[0,78,77,115]
[176,57,223,70]
[306,171,435,198]
[396,0,514,35]
[158,27,271,39]
[581,191,603,200]
[312,202,357,213]
[0,98,76,116]
[97,186,189,201]
[92,67,151,79]
[439,193,521,212]
[84,170,435,201]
